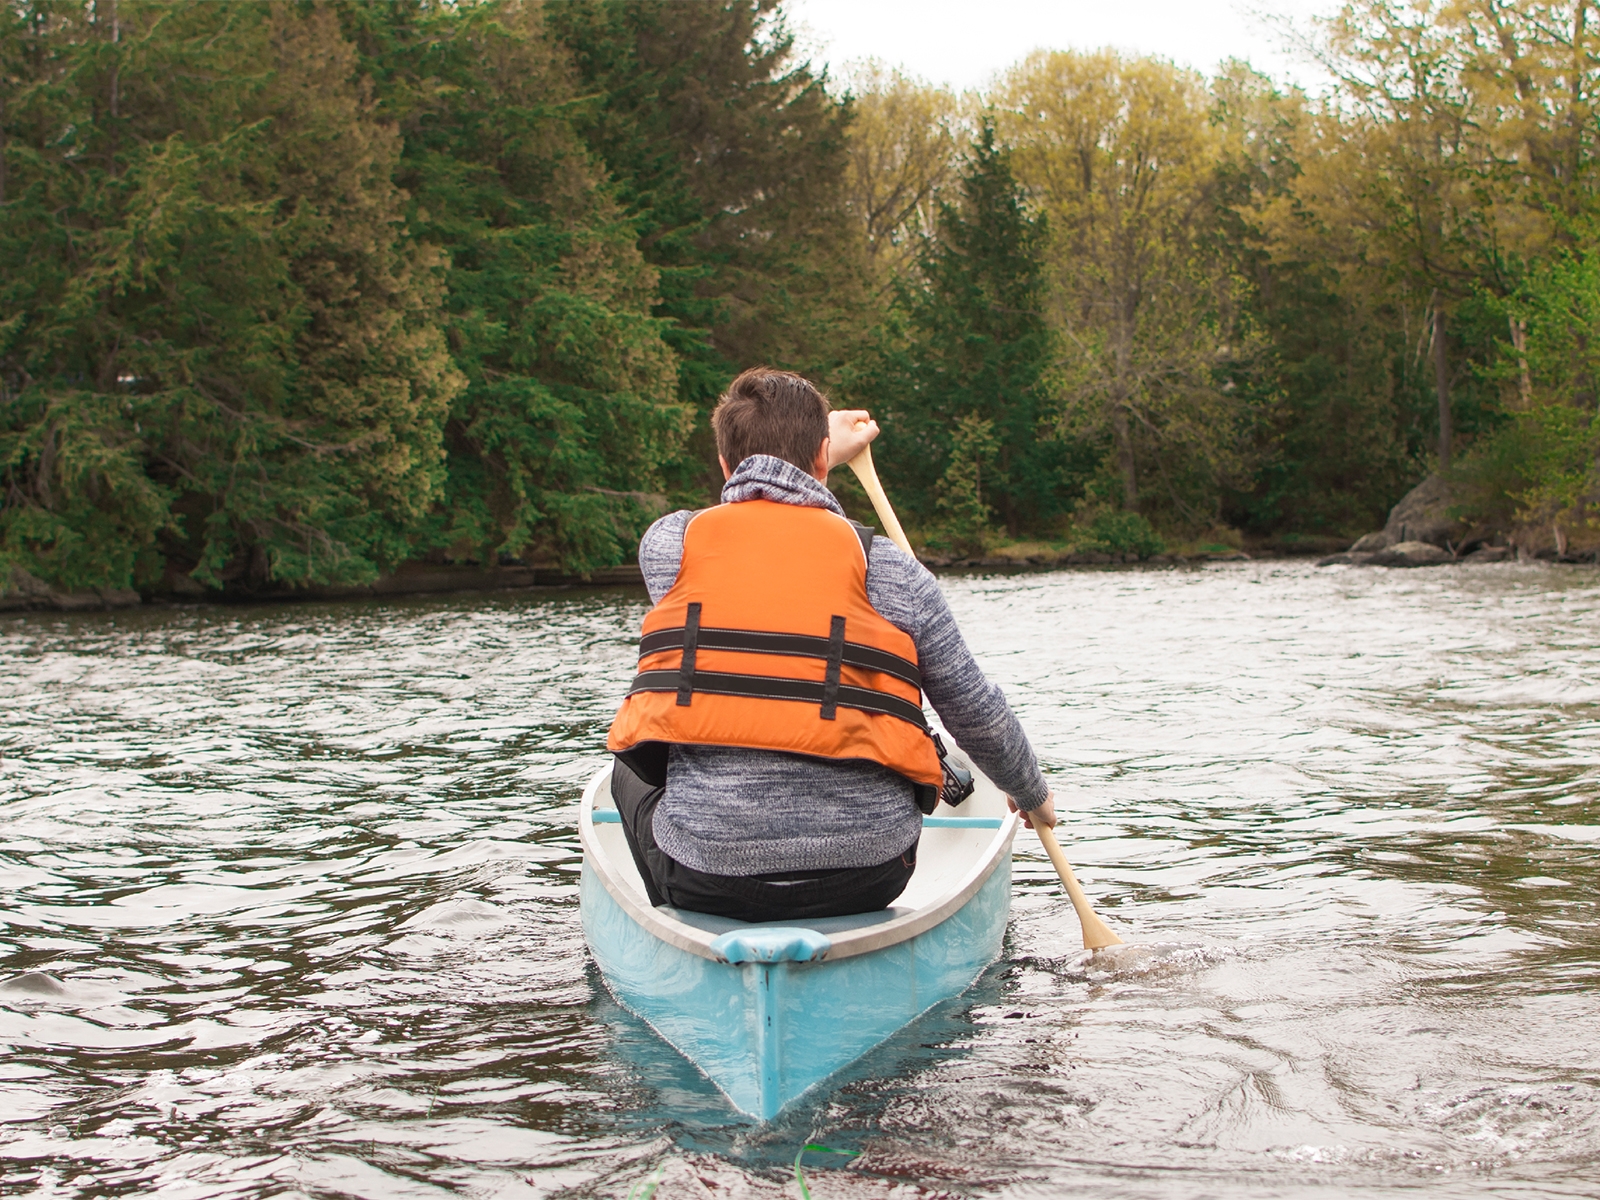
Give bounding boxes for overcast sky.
[785,0,1341,93]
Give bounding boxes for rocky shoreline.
[916,546,1255,569]
[1314,475,1596,569]
[5,478,1592,613]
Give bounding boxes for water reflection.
[2,563,1598,1197]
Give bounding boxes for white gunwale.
[578,761,1019,962]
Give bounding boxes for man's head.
[711,368,830,480]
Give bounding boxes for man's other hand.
[827,409,878,469]
[1007,792,1057,829]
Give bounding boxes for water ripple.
[3,566,1599,1197]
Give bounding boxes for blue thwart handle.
[710,927,832,963]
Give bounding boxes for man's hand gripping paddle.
[845,428,1125,952]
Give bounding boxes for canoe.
[578,745,1019,1119]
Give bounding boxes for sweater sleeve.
[637,510,694,604]
[864,539,1051,810]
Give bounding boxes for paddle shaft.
[1031,820,1124,949]
[844,445,913,557]
[843,435,1124,951]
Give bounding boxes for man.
[607,367,1056,923]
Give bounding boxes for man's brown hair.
[711,368,830,474]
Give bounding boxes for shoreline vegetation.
[2,543,1583,614]
[5,468,1589,614]
[5,1,1600,604]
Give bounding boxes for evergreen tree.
[1,0,462,592]
[1210,65,1435,537]
[547,0,868,461]
[871,123,1083,539]
[0,0,695,592]
[342,0,688,572]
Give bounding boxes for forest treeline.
[3,0,1598,595]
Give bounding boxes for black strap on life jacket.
[637,625,922,690]
[675,602,701,706]
[628,665,929,728]
[819,615,846,720]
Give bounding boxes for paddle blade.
[1077,908,1125,951]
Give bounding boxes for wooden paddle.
[1028,821,1124,949]
[845,436,1125,952]
[841,439,912,556]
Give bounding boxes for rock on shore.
[1378,475,1466,548]
[0,567,140,612]
[1318,541,1453,568]
[1320,477,1474,568]
[1374,540,1453,566]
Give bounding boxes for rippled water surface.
[3,561,1599,1199]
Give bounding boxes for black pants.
[609,757,917,924]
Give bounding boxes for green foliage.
[1207,66,1434,539]
[9,1,1595,590]
[343,0,688,573]
[2,1,462,592]
[1,0,699,593]
[934,412,999,553]
[866,123,1088,540]
[1074,511,1166,559]
[0,389,172,591]
[1451,237,1600,535]
[997,51,1262,529]
[1222,254,1438,537]
[547,0,866,462]
[1451,406,1594,531]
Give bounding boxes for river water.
[1,561,1597,1199]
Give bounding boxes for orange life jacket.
[607,499,942,796]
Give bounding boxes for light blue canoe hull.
[579,850,1013,1119]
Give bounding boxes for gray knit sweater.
[637,454,1049,876]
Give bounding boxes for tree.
[1,1,463,592]
[548,0,868,432]
[341,0,689,572]
[993,50,1258,527]
[1300,1,1600,472]
[868,122,1077,540]
[838,61,960,278]
[1211,61,1437,536]
[1450,226,1600,547]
